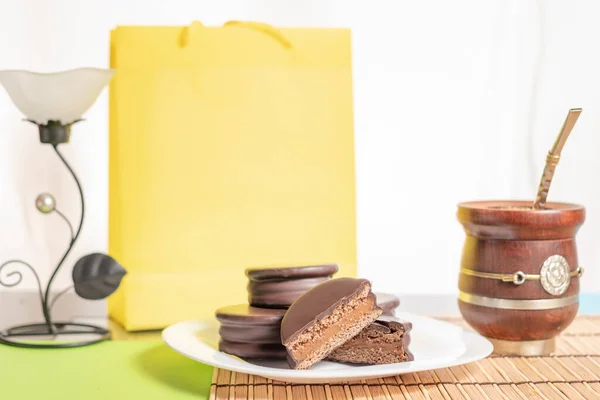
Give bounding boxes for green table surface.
[0,341,213,399]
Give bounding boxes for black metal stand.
[0,323,110,349]
[0,143,110,348]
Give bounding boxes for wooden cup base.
[489,337,556,356]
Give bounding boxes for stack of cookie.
[216,264,338,359]
[246,264,339,309]
[215,264,410,364]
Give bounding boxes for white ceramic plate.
[162,312,493,384]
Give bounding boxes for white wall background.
[1,0,599,304]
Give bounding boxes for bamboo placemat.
[209,315,600,399]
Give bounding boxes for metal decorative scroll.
[0,136,126,349]
[460,254,583,296]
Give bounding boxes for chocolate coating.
[216,304,285,344]
[219,324,281,344]
[246,264,339,308]
[248,277,330,308]
[219,339,287,359]
[327,316,414,364]
[246,264,339,281]
[215,304,286,325]
[375,292,400,316]
[376,316,414,361]
[375,316,413,355]
[281,277,373,344]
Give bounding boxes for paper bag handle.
[223,21,292,48]
[179,20,292,49]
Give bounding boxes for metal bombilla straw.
[532,108,582,210]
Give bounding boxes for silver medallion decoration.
[540,255,571,296]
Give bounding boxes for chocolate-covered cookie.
[327,316,413,364]
[375,292,400,316]
[246,264,338,308]
[281,277,382,369]
[219,339,287,359]
[215,304,285,344]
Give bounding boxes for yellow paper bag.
[108,21,356,331]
